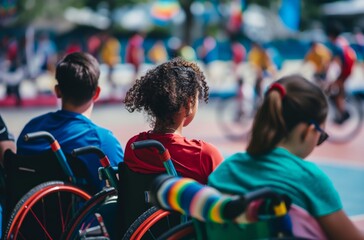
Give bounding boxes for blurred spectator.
[65,39,82,55]
[148,40,168,64]
[230,34,246,88]
[231,40,246,66]
[179,43,197,61]
[101,33,121,87]
[167,36,182,58]
[354,26,364,62]
[198,35,218,64]
[4,62,24,106]
[3,37,24,106]
[6,38,18,65]
[87,34,102,59]
[125,32,145,78]
[248,41,277,104]
[266,44,284,71]
[35,33,58,74]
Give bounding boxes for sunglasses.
[310,120,329,146]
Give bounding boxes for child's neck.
[153,124,183,135]
[61,100,93,119]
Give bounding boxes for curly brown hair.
[124,57,209,128]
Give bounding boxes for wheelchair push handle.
[131,140,166,153]
[131,140,178,177]
[72,146,111,168]
[24,131,76,184]
[72,146,118,188]
[72,146,107,162]
[224,187,286,219]
[24,131,55,143]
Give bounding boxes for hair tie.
[267,83,286,99]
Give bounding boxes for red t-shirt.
[124,131,223,184]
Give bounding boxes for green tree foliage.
[14,0,86,26]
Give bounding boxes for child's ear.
[92,86,101,101]
[187,98,195,114]
[301,123,315,142]
[185,106,191,117]
[54,84,62,98]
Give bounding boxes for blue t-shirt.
[17,110,124,191]
[208,147,342,217]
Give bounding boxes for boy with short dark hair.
[17,52,124,192]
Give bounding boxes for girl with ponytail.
[209,74,363,239]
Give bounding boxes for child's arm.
[318,210,364,240]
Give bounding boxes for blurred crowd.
[1,24,364,106]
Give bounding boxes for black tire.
[216,95,256,141]
[62,187,118,240]
[325,95,363,143]
[157,221,196,240]
[122,206,181,240]
[4,181,91,240]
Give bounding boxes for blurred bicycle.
[216,72,274,141]
[314,62,363,143]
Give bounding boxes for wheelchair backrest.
[117,161,164,236]
[3,149,92,219]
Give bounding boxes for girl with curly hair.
[123,57,223,184]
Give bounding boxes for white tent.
[322,0,364,16]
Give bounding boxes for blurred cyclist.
[303,41,332,83]
[326,21,357,124]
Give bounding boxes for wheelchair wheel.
[4,181,91,240]
[216,94,256,141]
[122,206,181,240]
[62,187,118,240]
[325,95,363,143]
[157,221,196,240]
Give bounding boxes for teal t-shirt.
[208,147,342,217]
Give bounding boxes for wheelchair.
[1,131,116,239]
[62,139,184,240]
[148,175,326,240]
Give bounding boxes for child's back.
[123,57,223,184]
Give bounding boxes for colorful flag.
[151,0,180,26]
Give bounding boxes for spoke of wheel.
[84,218,96,234]
[57,192,66,230]
[18,231,25,239]
[42,198,47,236]
[146,229,157,240]
[65,203,73,230]
[29,208,53,239]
